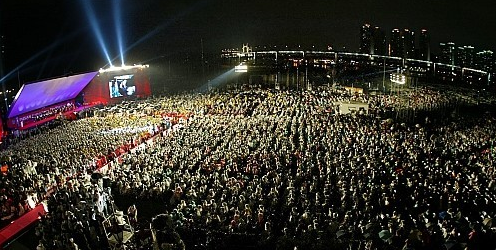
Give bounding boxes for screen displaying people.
[109,75,136,98]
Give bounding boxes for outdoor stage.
[13,104,96,131]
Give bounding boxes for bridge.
[230,50,490,76]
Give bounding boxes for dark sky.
[0,0,495,86]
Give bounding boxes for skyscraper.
[390,29,403,57]
[475,50,494,73]
[418,29,430,61]
[439,42,456,65]
[402,29,415,59]
[456,45,475,68]
[360,24,373,54]
[372,26,386,55]
[359,24,387,55]
[0,35,5,81]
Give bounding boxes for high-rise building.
[418,29,430,61]
[439,42,456,65]
[359,24,387,55]
[360,24,373,54]
[456,45,475,68]
[0,35,5,79]
[0,35,4,55]
[372,26,386,55]
[390,29,403,57]
[402,29,415,59]
[475,50,494,73]
[390,28,415,58]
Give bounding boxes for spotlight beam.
[113,0,125,66]
[197,68,235,92]
[0,30,80,84]
[37,24,71,80]
[119,0,209,61]
[79,0,113,66]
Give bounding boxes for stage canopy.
[7,71,98,118]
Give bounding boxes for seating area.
[0,86,495,249]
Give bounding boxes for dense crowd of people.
[0,86,495,250]
[35,178,113,250]
[107,88,496,249]
[0,101,163,230]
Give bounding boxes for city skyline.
[1,0,495,86]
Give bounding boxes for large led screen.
[109,74,136,98]
[8,71,98,118]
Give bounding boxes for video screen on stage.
[109,74,136,98]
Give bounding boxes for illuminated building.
[390,29,403,57]
[0,35,5,77]
[475,50,494,73]
[418,29,430,61]
[360,24,373,54]
[456,45,475,68]
[402,29,415,59]
[360,24,386,55]
[439,42,456,65]
[372,26,387,55]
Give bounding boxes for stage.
[13,104,96,131]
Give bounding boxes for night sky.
[1,0,495,87]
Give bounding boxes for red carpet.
[0,204,46,249]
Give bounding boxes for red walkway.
[0,111,177,248]
[0,204,47,249]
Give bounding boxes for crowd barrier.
[0,204,47,248]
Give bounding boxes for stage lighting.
[390,73,406,85]
[120,1,208,59]
[80,0,113,66]
[99,64,149,73]
[235,64,248,73]
[198,68,236,92]
[0,33,76,83]
[112,0,125,66]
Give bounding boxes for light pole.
[296,64,299,91]
[382,56,386,92]
[305,60,309,91]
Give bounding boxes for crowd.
[0,86,494,250]
[35,177,113,250]
[0,100,163,231]
[107,88,495,249]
